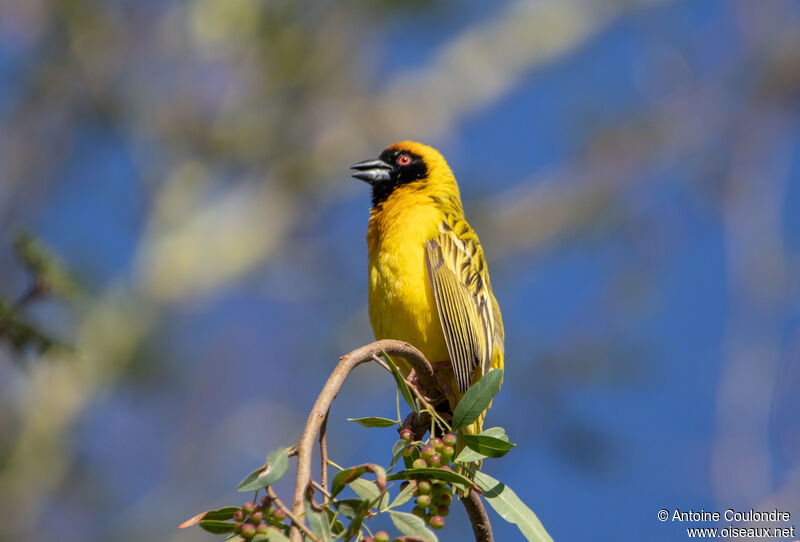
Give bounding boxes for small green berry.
[440,465,453,472]
[260,496,272,507]
[442,433,457,447]
[249,511,263,524]
[438,492,453,506]
[401,445,414,457]
[429,454,441,467]
[412,458,427,469]
[234,522,243,533]
[441,445,455,461]
[272,508,286,521]
[420,445,435,460]
[242,502,256,515]
[241,523,256,539]
[436,505,450,517]
[417,480,432,495]
[412,506,426,518]
[416,494,432,508]
[400,428,413,442]
[430,437,443,452]
[429,515,445,530]
[374,531,390,542]
[233,510,244,522]
[256,523,269,535]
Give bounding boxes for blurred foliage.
[0,295,56,353]
[0,231,77,356]
[13,231,81,300]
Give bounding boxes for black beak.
[351,158,393,184]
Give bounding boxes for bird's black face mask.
[351,149,428,207]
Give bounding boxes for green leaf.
[304,490,332,542]
[349,478,381,502]
[252,535,267,542]
[387,468,473,492]
[381,351,416,411]
[266,528,291,541]
[470,470,553,542]
[460,434,515,458]
[451,369,503,430]
[389,440,408,472]
[481,426,509,441]
[387,482,417,510]
[334,499,369,519]
[203,506,241,521]
[335,499,370,539]
[238,447,289,492]
[455,427,511,463]
[347,416,399,428]
[198,519,236,534]
[180,506,241,529]
[454,446,483,464]
[330,464,387,498]
[350,478,389,510]
[325,508,345,536]
[388,511,438,542]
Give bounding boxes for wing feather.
[425,220,500,393]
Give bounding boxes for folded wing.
[425,219,499,394]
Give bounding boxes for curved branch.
[319,412,329,505]
[288,339,493,542]
[289,340,435,541]
[462,490,494,542]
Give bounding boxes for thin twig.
[326,458,344,471]
[289,340,437,542]
[370,352,440,403]
[310,479,332,500]
[379,355,449,432]
[267,486,321,542]
[371,355,392,373]
[462,491,494,542]
[371,353,444,416]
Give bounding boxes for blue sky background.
[1,1,799,541]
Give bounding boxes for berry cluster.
[232,496,287,539]
[399,429,457,530]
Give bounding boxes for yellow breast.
[367,187,450,367]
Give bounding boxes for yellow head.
[351,141,461,209]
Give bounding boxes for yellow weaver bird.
[352,141,504,443]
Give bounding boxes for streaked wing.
[425,219,498,393]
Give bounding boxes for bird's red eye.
[397,154,411,166]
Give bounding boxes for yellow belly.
[368,245,449,365]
